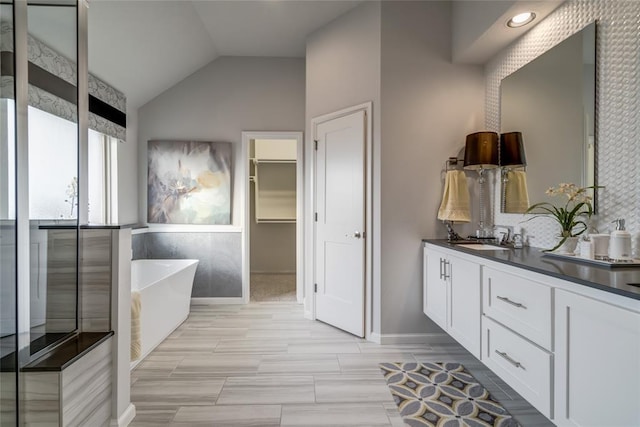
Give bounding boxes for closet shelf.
[252,139,297,224]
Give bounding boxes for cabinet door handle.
[438,258,451,281]
[439,258,446,280]
[497,295,526,309]
[495,350,524,369]
[443,260,451,280]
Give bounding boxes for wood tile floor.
[130,302,552,426]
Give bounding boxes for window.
[88,130,118,224]
[15,106,118,223]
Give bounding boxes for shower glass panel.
[0,2,17,424]
[27,1,78,356]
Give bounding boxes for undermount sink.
[455,243,509,251]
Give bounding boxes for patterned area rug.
[380,362,520,427]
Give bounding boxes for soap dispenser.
[609,219,631,260]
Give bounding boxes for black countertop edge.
[38,224,77,230]
[37,223,144,230]
[423,239,640,301]
[22,331,114,372]
[80,223,141,229]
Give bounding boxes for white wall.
[379,1,484,335]
[138,56,306,226]
[118,106,139,225]
[305,1,382,330]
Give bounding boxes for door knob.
[344,231,363,239]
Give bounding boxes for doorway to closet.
[242,132,303,303]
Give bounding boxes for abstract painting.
[148,140,232,224]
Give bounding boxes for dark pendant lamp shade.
[500,132,527,167]
[463,131,499,170]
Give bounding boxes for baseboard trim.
[251,271,296,275]
[110,403,136,427]
[370,332,454,345]
[304,309,313,320]
[368,332,381,343]
[191,297,245,305]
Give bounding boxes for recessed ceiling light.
[507,12,536,28]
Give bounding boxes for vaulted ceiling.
[79,0,562,110]
[87,0,361,109]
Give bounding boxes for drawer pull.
[495,350,524,369]
[497,295,526,309]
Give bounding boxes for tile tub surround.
[129,302,551,426]
[132,231,242,298]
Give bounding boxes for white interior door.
[314,110,365,337]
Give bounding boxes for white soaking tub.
[131,259,198,366]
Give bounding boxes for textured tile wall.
[487,0,640,249]
[131,233,146,260]
[136,232,242,298]
[45,229,78,333]
[79,229,112,332]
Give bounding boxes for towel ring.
[445,157,463,172]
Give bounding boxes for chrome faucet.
[444,221,462,242]
[498,226,514,245]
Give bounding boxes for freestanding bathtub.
[131,259,199,366]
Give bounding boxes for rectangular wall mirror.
[500,21,597,214]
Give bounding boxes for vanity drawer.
[482,317,552,418]
[482,266,552,350]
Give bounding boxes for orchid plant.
[525,183,599,252]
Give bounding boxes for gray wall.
[138,56,305,226]
[306,1,485,336]
[379,1,485,334]
[137,56,305,297]
[305,1,382,330]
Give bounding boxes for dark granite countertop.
[22,331,113,372]
[423,239,640,301]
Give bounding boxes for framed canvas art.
[148,140,232,224]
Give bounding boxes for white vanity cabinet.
[554,289,640,427]
[423,245,481,358]
[481,266,553,418]
[423,246,448,330]
[422,241,640,426]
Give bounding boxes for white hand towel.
[437,170,471,222]
[505,170,530,213]
[131,291,142,361]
